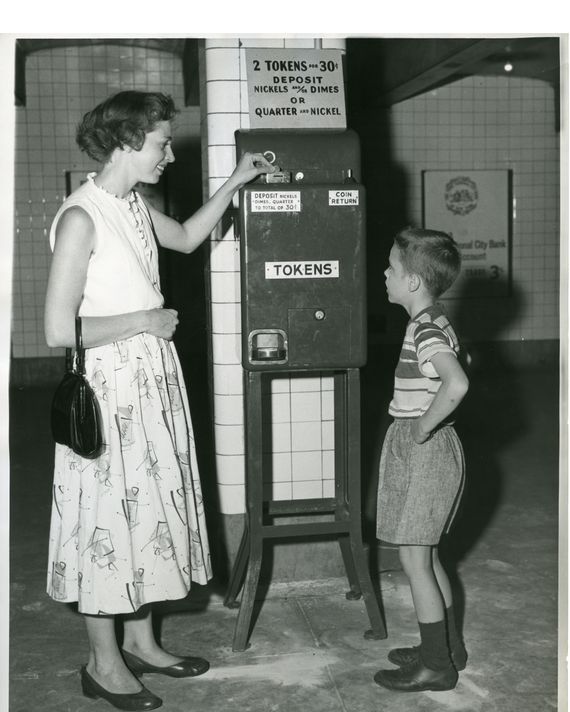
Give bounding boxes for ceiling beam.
[378,38,513,105]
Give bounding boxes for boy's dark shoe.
[388,645,467,671]
[373,658,458,692]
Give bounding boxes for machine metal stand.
[224,368,387,652]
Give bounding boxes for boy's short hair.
[76,90,178,163]
[394,227,461,297]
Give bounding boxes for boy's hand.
[412,418,431,444]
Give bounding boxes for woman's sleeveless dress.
[46,174,212,615]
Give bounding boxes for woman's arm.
[44,206,178,349]
[412,351,469,444]
[149,151,276,254]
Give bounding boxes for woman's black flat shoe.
[80,666,162,710]
[122,649,210,678]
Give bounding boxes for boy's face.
[384,244,411,306]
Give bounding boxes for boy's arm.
[412,351,469,444]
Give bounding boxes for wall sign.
[422,170,512,298]
[246,49,346,129]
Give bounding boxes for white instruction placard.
[251,191,301,213]
[265,261,340,279]
[246,49,346,129]
[329,190,359,206]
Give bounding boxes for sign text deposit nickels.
[246,49,346,129]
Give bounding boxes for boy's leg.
[432,548,468,668]
[431,546,452,606]
[374,545,457,692]
[400,545,450,668]
[402,545,445,617]
[388,546,468,670]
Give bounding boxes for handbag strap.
[75,316,86,375]
[64,347,73,372]
[63,316,86,374]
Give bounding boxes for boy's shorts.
[376,418,465,545]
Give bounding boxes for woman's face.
[129,120,175,183]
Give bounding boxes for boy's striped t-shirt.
[388,305,460,418]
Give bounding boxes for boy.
[374,227,469,693]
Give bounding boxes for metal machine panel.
[235,129,361,184]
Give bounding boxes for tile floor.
[8,364,563,712]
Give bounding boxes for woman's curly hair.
[76,91,178,163]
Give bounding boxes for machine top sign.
[246,49,346,130]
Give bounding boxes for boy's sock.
[445,605,468,667]
[418,620,452,671]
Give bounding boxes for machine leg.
[338,534,362,599]
[348,523,387,638]
[231,536,263,651]
[224,524,250,609]
[344,369,387,638]
[334,373,361,598]
[228,369,386,648]
[231,370,264,652]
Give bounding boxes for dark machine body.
[236,129,367,371]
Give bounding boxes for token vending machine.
[224,130,386,651]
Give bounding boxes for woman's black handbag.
[50,316,104,459]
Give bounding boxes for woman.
[44,90,275,711]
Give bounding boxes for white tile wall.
[205,80,242,115]
[211,302,241,334]
[212,332,241,365]
[218,483,245,514]
[205,48,242,81]
[208,144,238,179]
[387,75,559,342]
[213,393,244,425]
[217,454,245,485]
[213,363,243,396]
[206,113,241,145]
[215,423,244,456]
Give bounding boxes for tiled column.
[202,37,347,520]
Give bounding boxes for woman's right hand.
[228,152,278,191]
[145,308,179,340]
